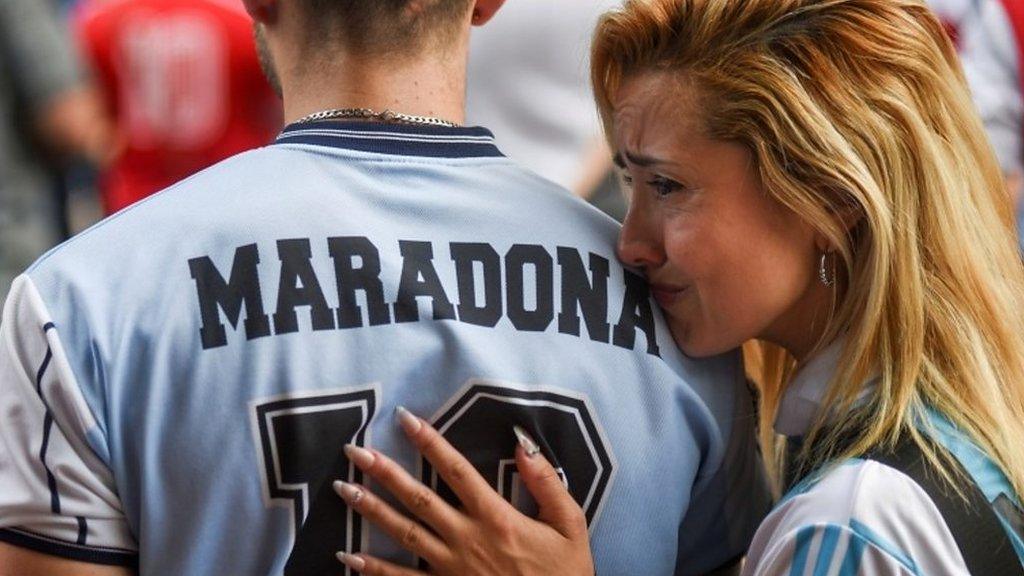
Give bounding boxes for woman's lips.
[649,284,687,307]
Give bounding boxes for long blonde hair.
[592,0,1024,497]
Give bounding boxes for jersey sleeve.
[673,374,772,575]
[749,523,919,576]
[0,275,137,567]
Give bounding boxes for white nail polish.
[333,480,364,504]
[395,405,423,435]
[513,425,541,457]
[336,551,366,570]
[343,444,376,468]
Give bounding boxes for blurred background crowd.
[0,0,1021,300]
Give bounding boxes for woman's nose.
[617,207,666,270]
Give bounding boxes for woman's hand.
[331,407,595,576]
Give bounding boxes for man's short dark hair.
[298,0,474,54]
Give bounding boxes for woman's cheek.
[680,284,746,356]
[674,248,770,355]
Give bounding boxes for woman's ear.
[816,191,864,252]
[834,204,864,234]
[813,202,864,262]
[827,187,865,234]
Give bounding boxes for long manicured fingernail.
[513,425,541,457]
[395,406,422,435]
[336,551,366,570]
[333,480,364,504]
[344,444,376,469]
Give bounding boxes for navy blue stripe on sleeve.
[0,528,137,568]
[34,348,51,396]
[76,517,88,545]
[34,338,62,515]
[40,413,60,514]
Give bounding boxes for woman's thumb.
[513,425,588,538]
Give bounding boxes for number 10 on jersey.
[251,381,615,575]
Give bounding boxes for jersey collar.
[273,121,505,159]
[774,337,878,437]
[775,339,844,437]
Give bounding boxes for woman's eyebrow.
[613,150,665,169]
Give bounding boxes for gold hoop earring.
[819,251,835,287]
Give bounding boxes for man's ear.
[242,0,277,24]
[471,0,506,26]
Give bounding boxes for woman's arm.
[332,407,595,576]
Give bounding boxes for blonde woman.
[326,0,1024,574]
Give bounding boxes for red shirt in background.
[75,0,281,214]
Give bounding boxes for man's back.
[0,122,765,575]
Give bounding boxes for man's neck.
[281,50,469,126]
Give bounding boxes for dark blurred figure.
[73,0,282,215]
[0,0,114,298]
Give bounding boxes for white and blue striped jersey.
[744,341,1024,576]
[0,121,769,575]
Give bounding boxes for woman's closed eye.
[619,173,685,196]
[646,175,685,197]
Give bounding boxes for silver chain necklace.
[294,107,460,128]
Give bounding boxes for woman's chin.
[677,341,733,359]
[671,324,739,359]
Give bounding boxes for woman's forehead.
[611,73,707,159]
[614,70,702,108]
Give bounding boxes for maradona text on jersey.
[188,237,661,355]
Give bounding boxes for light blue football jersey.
[0,122,769,575]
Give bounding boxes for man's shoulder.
[27,149,279,276]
